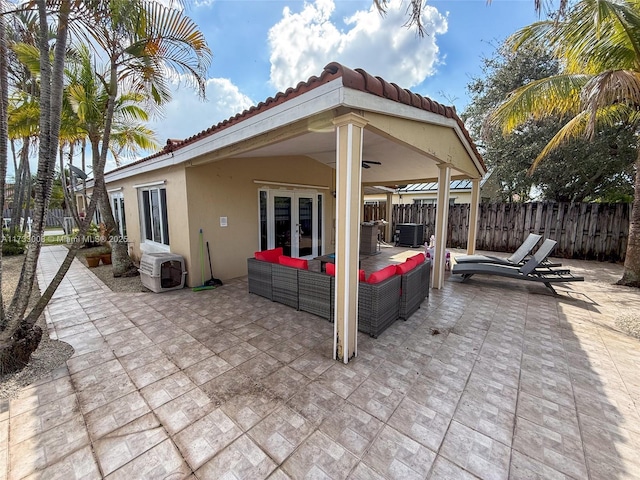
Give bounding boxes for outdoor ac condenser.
[139,253,187,293]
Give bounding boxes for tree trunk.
[0,322,42,374]
[97,181,138,277]
[0,0,71,372]
[0,0,8,324]
[617,145,640,287]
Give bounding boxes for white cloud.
[268,0,448,92]
[104,76,254,171]
[148,76,254,145]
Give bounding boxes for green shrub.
[2,229,26,256]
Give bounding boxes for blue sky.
[145,0,544,158]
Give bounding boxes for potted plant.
[86,254,101,268]
[97,246,112,265]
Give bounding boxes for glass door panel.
[274,195,292,256]
[297,197,313,257]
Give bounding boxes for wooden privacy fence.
[2,208,66,228]
[365,202,631,261]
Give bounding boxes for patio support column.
[467,178,481,254]
[385,192,393,242]
[333,113,368,363]
[433,163,452,289]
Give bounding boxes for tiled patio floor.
[2,245,640,479]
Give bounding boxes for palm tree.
[0,0,210,373]
[65,43,158,276]
[487,0,640,287]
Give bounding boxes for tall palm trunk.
[0,0,71,373]
[98,182,137,276]
[95,60,137,278]
[617,145,640,287]
[0,0,9,323]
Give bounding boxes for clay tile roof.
[107,62,484,175]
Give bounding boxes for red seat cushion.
[254,247,283,263]
[409,253,426,264]
[326,263,366,281]
[367,265,397,284]
[396,258,417,275]
[278,255,308,270]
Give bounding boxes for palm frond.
[487,74,589,135]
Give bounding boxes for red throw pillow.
[367,265,397,284]
[326,263,366,281]
[278,255,308,270]
[410,253,426,264]
[254,247,283,263]
[396,258,417,275]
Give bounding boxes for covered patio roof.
[105,62,487,363]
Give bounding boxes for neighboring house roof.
[106,62,485,176]
[398,180,473,193]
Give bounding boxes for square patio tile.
[247,330,285,351]
[199,331,243,354]
[289,351,335,379]
[347,462,386,480]
[218,341,260,366]
[9,414,90,480]
[388,397,451,452]
[282,430,358,479]
[267,339,308,364]
[263,366,310,401]
[174,408,242,469]
[66,348,116,375]
[516,392,581,439]
[317,363,368,399]
[512,416,588,479]
[429,455,481,480]
[361,425,436,480]
[183,355,233,386]
[509,450,572,480]
[93,314,136,337]
[154,387,215,435]
[85,391,150,441]
[105,328,153,357]
[105,438,191,480]
[9,393,79,445]
[235,351,284,380]
[157,334,214,370]
[128,356,179,389]
[9,376,75,417]
[19,445,101,480]
[116,345,167,373]
[195,435,276,479]
[319,403,383,457]
[286,382,345,425]
[579,413,640,477]
[347,378,404,422]
[440,420,510,480]
[248,405,316,464]
[139,371,196,409]
[93,412,167,476]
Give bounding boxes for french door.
[259,189,323,259]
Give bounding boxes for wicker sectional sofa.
[247,248,431,337]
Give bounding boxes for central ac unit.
[139,253,187,293]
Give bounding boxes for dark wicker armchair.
[399,260,431,319]
[272,263,300,309]
[298,269,334,321]
[247,257,274,300]
[358,274,401,338]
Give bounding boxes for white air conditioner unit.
[139,253,187,293]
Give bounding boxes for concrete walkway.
[1,245,640,479]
